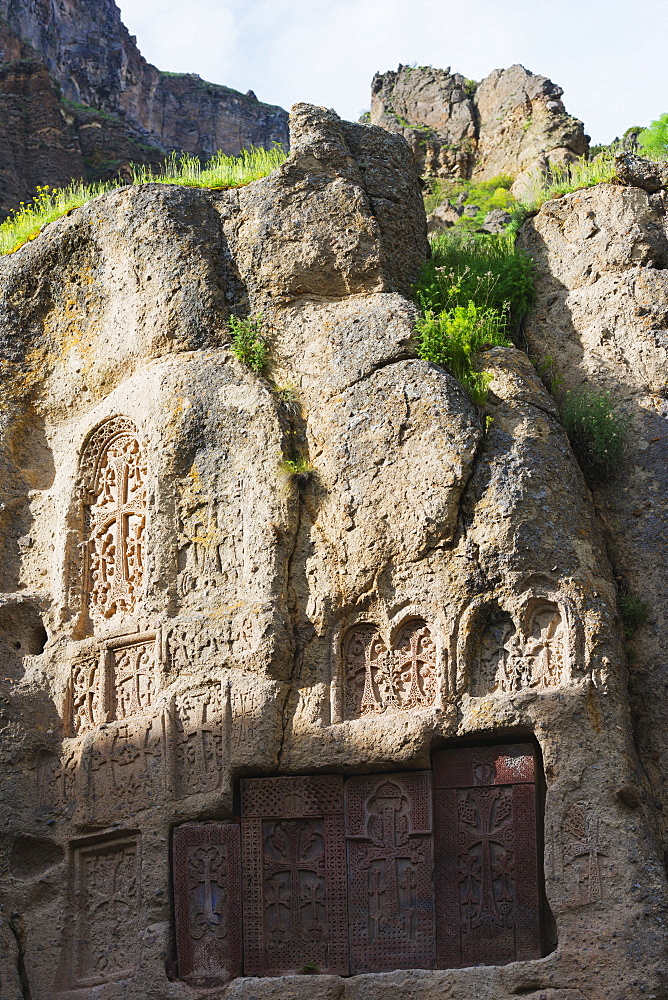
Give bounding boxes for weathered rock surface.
[519,172,668,870]
[370,63,588,194]
[0,109,666,999]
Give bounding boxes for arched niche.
[342,617,437,719]
[78,416,148,630]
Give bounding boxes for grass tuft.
[618,591,650,638]
[559,386,630,482]
[0,146,287,257]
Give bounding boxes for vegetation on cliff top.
[0,146,287,256]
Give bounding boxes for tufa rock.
[614,152,668,192]
[0,104,665,999]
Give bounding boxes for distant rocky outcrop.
[370,63,589,196]
[0,0,289,216]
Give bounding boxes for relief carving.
[344,619,437,719]
[81,417,147,626]
[66,632,159,734]
[175,683,228,796]
[89,712,168,814]
[72,835,141,986]
[176,471,243,598]
[561,802,607,906]
[112,637,157,720]
[473,601,568,696]
[66,653,104,735]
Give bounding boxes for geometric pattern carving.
[88,712,168,816]
[241,776,349,976]
[561,801,607,907]
[345,619,437,719]
[474,602,567,695]
[345,772,435,973]
[72,835,141,986]
[173,823,242,984]
[112,638,156,719]
[81,416,147,624]
[433,744,541,968]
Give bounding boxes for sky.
[117,0,668,145]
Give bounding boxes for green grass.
[515,152,617,214]
[618,591,650,638]
[0,146,287,256]
[412,229,533,403]
[559,386,630,481]
[414,229,535,338]
[423,174,514,220]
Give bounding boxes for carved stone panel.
[345,772,435,973]
[560,802,607,907]
[241,776,348,976]
[111,637,157,719]
[67,652,104,735]
[433,744,541,968]
[473,602,567,695]
[72,834,141,986]
[173,823,242,984]
[88,712,167,817]
[175,683,228,796]
[81,417,147,625]
[345,619,437,718]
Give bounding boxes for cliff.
[0,0,288,217]
[370,63,589,195]
[0,105,666,1000]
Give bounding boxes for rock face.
[518,168,668,870]
[0,107,666,1000]
[370,63,588,195]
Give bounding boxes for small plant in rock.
[229,314,267,373]
[279,456,316,487]
[559,387,630,481]
[618,591,650,638]
[299,962,320,975]
[416,302,510,405]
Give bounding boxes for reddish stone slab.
[345,772,435,973]
[241,775,349,976]
[433,744,541,968]
[173,823,242,985]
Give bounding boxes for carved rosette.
[80,417,147,625]
[344,619,437,719]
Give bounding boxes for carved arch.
[340,616,438,720]
[78,416,148,628]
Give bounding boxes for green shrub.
[618,591,650,638]
[423,174,515,225]
[560,387,630,481]
[416,302,510,404]
[414,230,535,338]
[638,113,668,160]
[229,314,267,372]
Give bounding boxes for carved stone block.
[560,801,607,907]
[344,619,437,718]
[433,744,541,968]
[67,652,104,735]
[241,775,349,976]
[88,712,168,816]
[71,834,141,986]
[173,823,242,984]
[345,772,435,973]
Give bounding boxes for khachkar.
[0,102,664,1000]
